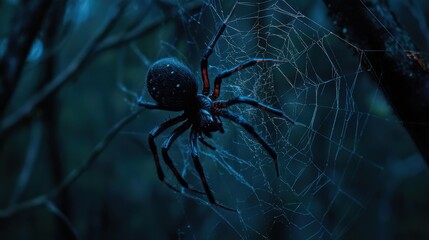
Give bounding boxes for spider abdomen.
[147,58,197,111]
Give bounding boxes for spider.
[137,1,294,211]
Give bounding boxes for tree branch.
[0,108,144,218]
[45,200,81,240]
[7,120,43,205]
[323,0,429,164]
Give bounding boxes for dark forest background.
[1,0,429,239]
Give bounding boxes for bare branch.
[45,201,81,240]
[0,108,144,218]
[8,120,43,205]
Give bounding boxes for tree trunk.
[323,0,429,164]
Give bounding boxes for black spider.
[137,2,294,211]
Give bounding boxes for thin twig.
[8,120,43,205]
[0,108,144,218]
[45,200,81,240]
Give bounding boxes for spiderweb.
[135,0,409,239]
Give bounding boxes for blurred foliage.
[0,0,428,239]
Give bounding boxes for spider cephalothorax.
[138,1,294,211]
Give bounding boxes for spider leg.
[210,58,289,100]
[137,98,164,110]
[161,121,204,194]
[218,109,280,177]
[201,1,239,95]
[198,133,216,150]
[148,114,187,193]
[214,96,295,124]
[190,128,237,212]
